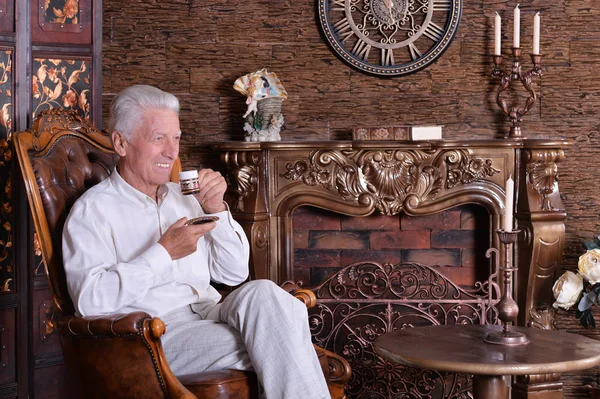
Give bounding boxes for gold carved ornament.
[524,149,564,211]
[281,149,499,216]
[222,151,261,212]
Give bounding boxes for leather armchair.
[14,109,351,399]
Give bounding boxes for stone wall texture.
[102,0,600,396]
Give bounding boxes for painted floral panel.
[32,58,91,121]
[0,49,11,139]
[32,58,91,281]
[0,48,13,293]
[42,0,80,25]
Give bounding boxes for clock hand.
[383,0,396,24]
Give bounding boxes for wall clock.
[318,0,463,76]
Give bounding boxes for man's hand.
[193,168,227,213]
[158,217,216,260]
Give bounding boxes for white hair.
[107,85,180,141]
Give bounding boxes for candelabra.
[484,229,530,346]
[492,48,543,138]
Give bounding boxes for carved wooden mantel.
[213,139,571,328]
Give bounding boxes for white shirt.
[62,170,250,317]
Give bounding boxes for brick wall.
[292,205,490,288]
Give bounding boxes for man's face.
[116,108,181,197]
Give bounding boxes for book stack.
[353,125,443,141]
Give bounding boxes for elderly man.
[62,85,330,398]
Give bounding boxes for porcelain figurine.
[233,69,287,142]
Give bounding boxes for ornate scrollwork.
[305,262,499,398]
[524,149,564,211]
[223,151,261,212]
[444,149,500,189]
[282,149,440,215]
[35,108,83,132]
[281,149,499,216]
[528,305,556,330]
[491,50,543,138]
[280,160,331,186]
[231,166,257,205]
[30,109,107,152]
[527,162,558,210]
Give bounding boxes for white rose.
[552,271,583,310]
[578,248,600,284]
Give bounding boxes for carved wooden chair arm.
[57,312,197,399]
[280,281,317,309]
[58,311,155,337]
[318,346,352,398]
[293,289,317,309]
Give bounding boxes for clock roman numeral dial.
[318,0,462,76]
[382,48,395,66]
[423,22,445,42]
[432,0,451,11]
[408,43,422,61]
[330,0,345,12]
[352,39,372,61]
[333,17,355,42]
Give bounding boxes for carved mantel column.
[516,142,569,329]
[213,140,571,328]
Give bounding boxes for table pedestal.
[473,375,564,399]
[473,376,508,399]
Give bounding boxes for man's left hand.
[193,168,227,213]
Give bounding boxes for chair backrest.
[15,109,183,316]
[14,109,118,316]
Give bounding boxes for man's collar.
[109,169,169,207]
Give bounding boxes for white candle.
[533,12,540,55]
[495,12,501,55]
[503,176,514,232]
[513,4,520,48]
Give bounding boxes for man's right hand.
[158,217,216,260]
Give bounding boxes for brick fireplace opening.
[292,205,491,288]
[291,205,495,398]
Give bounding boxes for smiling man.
[62,85,330,398]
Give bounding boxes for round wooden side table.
[375,324,600,399]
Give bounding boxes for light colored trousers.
[161,280,330,399]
